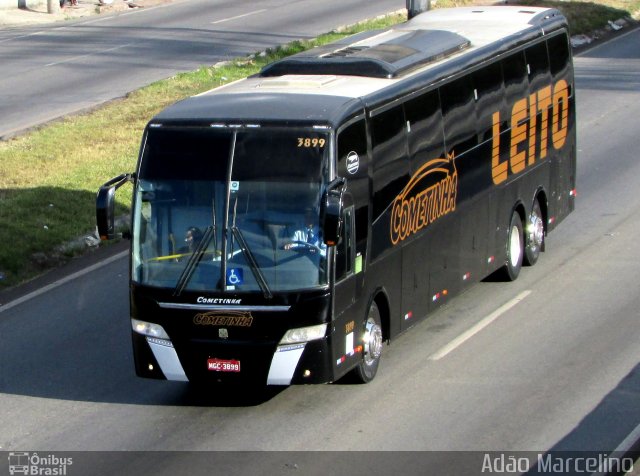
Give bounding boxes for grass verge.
[0,1,638,289]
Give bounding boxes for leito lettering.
[491,79,570,184]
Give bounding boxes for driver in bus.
[182,226,203,253]
[284,209,326,257]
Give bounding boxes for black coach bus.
[97,7,576,387]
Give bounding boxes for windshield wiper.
[231,226,273,299]
[173,225,214,297]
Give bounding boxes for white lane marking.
[0,30,46,44]
[0,250,127,314]
[428,290,532,361]
[45,43,132,67]
[211,9,267,25]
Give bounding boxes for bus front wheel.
[352,301,383,384]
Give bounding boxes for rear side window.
[548,33,571,78]
[525,41,550,91]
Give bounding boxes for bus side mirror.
[96,173,133,240]
[322,177,346,247]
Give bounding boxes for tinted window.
[502,51,528,110]
[140,127,231,181]
[473,62,504,143]
[335,206,355,280]
[232,130,327,183]
[548,33,571,78]
[337,119,369,245]
[338,120,367,177]
[526,41,550,91]
[371,105,408,218]
[404,89,445,171]
[441,75,477,155]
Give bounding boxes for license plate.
[207,358,241,373]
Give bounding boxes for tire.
[351,301,383,384]
[524,199,544,266]
[502,211,524,281]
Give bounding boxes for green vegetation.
[0,1,637,289]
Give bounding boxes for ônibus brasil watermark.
[7,452,72,476]
[482,452,635,473]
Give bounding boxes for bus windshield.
[132,126,330,293]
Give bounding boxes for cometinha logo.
[390,152,458,245]
[7,452,73,475]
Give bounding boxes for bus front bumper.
[132,331,334,386]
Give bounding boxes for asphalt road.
[0,0,402,139]
[1,18,640,476]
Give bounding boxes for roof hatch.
[260,29,471,79]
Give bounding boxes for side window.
[473,62,504,143]
[404,89,445,172]
[371,105,408,219]
[335,206,355,281]
[337,120,367,177]
[548,33,571,79]
[525,41,550,91]
[337,118,368,246]
[502,51,528,113]
[440,75,477,155]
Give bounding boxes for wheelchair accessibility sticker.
[226,268,244,286]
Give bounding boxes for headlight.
[131,319,170,340]
[279,323,327,345]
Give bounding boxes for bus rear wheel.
[524,199,544,266]
[502,211,524,281]
[352,301,383,384]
